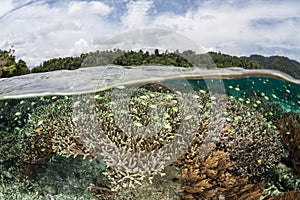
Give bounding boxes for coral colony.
[1,81,300,199]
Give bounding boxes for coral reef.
[213,96,283,180]
[265,191,300,200]
[276,117,300,174]
[178,147,264,200]
[265,162,300,193]
[14,83,283,193]
[17,97,94,179]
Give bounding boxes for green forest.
[1,48,300,79]
[0,49,30,78]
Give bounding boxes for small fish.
[257,139,261,143]
[165,94,173,99]
[199,90,206,94]
[164,123,172,129]
[140,95,148,99]
[149,104,157,109]
[172,107,178,112]
[264,96,269,100]
[227,126,232,132]
[15,112,22,116]
[37,120,43,126]
[73,101,80,107]
[152,115,159,120]
[133,121,143,127]
[163,112,170,118]
[269,112,273,116]
[35,127,42,133]
[235,87,240,91]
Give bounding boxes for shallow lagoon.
[0,66,299,199]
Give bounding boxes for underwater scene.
[0,66,300,200]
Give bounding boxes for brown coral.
[178,147,264,200]
[265,191,300,200]
[276,117,300,174]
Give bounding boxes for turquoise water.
[0,75,299,199]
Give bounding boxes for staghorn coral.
[73,87,197,191]
[178,147,264,200]
[217,96,283,180]
[18,98,93,169]
[182,92,284,181]
[276,117,300,174]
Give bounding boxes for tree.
[0,48,30,78]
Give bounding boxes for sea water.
[0,66,299,199]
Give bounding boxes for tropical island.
[1,48,300,79]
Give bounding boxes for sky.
[0,0,300,67]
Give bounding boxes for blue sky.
[1,0,300,67]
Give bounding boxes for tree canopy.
[0,48,30,78]
[1,48,299,79]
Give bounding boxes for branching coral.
[276,117,300,174]
[265,191,300,200]
[178,147,264,200]
[18,98,93,168]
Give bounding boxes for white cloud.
[0,0,13,17]
[147,1,300,60]
[121,0,153,29]
[71,38,90,55]
[0,0,116,67]
[1,0,300,67]
[68,1,113,16]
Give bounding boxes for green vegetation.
[31,54,87,73]
[209,52,263,69]
[1,48,300,79]
[0,49,30,78]
[246,55,300,79]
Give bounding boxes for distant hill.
[244,55,300,79]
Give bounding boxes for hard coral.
[17,86,284,193]
[276,117,300,174]
[188,93,283,181]
[178,147,264,200]
[265,191,300,200]
[19,98,93,168]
